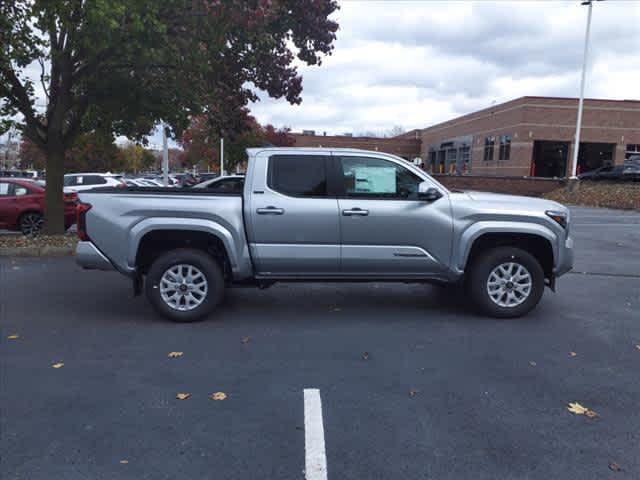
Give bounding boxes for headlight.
[546,210,569,230]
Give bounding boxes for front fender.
[454,221,558,272]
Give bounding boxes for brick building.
[420,96,640,177]
[290,132,421,161]
[291,96,640,178]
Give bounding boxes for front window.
[337,156,422,199]
[14,185,29,196]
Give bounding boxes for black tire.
[145,248,225,322]
[467,247,545,318]
[19,212,43,235]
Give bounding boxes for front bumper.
[75,241,114,271]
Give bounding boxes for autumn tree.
[120,143,156,173]
[1,0,338,233]
[179,109,295,173]
[20,132,125,172]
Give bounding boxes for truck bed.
[78,188,250,278]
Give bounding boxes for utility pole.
[220,137,224,176]
[162,123,169,186]
[570,0,600,180]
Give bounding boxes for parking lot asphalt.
[1,206,639,480]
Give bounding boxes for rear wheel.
[467,247,545,318]
[19,212,43,235]
[145,248,224,322]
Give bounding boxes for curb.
[0,246,75,257]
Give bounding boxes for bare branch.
[37,57,50,102]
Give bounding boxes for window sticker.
[351,166,396,193]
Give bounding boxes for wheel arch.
[135,229,232,279]
[459,224,556,279]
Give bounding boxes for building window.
[459,146,471,173]
[483,137,495,162]
[499,135,512,161]
[626,144,640,160]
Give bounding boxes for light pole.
[569,0,603,179]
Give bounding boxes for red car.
[0,178,77,235]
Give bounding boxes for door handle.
[256,206,285,215]
[342,208,369,216]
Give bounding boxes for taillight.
[76,202,92,241]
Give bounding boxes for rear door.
[247,151,340,276]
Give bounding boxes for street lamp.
[569,0,604,179]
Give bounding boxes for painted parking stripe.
[304,388,328,480]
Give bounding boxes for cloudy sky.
[2,0,638,148]
[250,0,640,136]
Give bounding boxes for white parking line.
[304,388,328,480]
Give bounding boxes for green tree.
[1,0,338,233]
[120,143,155,173]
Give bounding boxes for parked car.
[196,173,219,183]
[75,148,574,321]
[63,173,125,193]
[579,164,640,181]
[0,178,77,234]
[192,175,245,193]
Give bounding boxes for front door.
[335,154,453,277]
[248,152,340,276]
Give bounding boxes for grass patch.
[544,182,640,210]
[0,233,78,250]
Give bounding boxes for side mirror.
[418,182,443,202]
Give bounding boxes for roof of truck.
[246,147,402,156]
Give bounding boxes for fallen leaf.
[167,351,183,358]
[529,361,537,367]
[11,266,20,270]
[635,345,640,351]
[569,352,577,357]
[211,392,227,401]
[331,307,342,312]
[51,362,64,369]
[120,460,129,464]
[409,389,419,397]
[362,351,369,360]
[7,334,20,340]
[567,402,598,418]
[176,393,191,400]
[608,462,622,472]
[241,337,250,344]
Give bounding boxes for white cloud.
[250,0,640,135]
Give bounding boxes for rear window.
[267,155,328,197]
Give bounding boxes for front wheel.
[145,248,225,322]
[467,247,545,318]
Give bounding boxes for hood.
[453,190,567,213]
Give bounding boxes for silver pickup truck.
[76,147,573,321]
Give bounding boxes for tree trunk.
[44,145,66,235]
